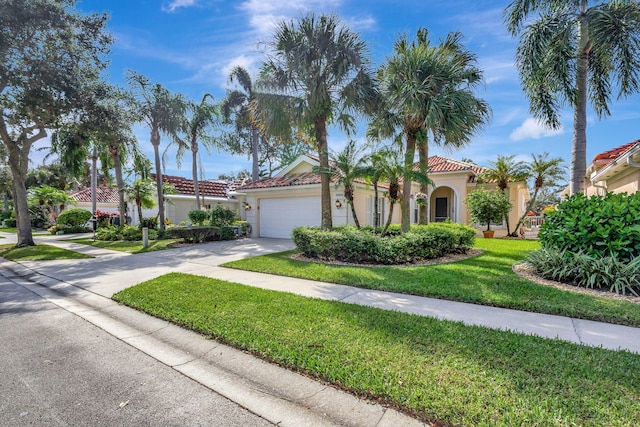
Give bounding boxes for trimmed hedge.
[165,225,238,243]
[539,192,640,263]
[293,223,476,265]
[57,208,92,227]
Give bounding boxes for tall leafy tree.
[127,71,186,230]
[221,66,261,181]
[478,154,530,235]
[327,140,369,228]
[512,152,566,235]
[505,0,640,195]
[372,29,490,231]
[169,94,220,211]
[257,13,374,230]
[0,0,111,246]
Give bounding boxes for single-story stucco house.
[584,139,640,196]
[237,154,530,239]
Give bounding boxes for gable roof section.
[71,187,119,204]
[151,174,247,198]
[592,140,639,169]
[427,156,486,175]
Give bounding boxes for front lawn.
[0,243,93,260]
[223,239,640,327]
[113,273,640,427]
[67,238,182,254]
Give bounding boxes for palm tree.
[512,153,566,236]
[127,71,186,230]
[478,155,530,235]
[257,13,374,230]
[126,178,157,226]
[327,140,369,228]
[221,66,261,181]
[504,0,640,195]
[372,28,491,231]
[169,94,220,211]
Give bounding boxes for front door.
[435,197,448,222]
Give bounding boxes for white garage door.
[259,197,321,238]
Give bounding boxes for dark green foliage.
[539,193,640,263]
[526,248,640,296]
[209,205,236,227]
[0,211,13,220]
[121,225,142,241]
[166,226,220,243]
[95,226,122,241]
[140,216,158,229]
[3,218,16,227]
[57,208,92,226]
[293,223,476,265]
[188,209,209,226]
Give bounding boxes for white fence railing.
[520,215,544,239]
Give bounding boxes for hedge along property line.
[292,223,476,265]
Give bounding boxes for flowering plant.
[415,192,428,206]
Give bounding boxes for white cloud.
[238,0,342,35]
[162,0,198,13]
[222,55,259,86]
[510,118,564,141]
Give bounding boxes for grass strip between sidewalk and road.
[0,243,93,260]
[66,238,182,254]
[222,239,640,327]
[113,272,640,427]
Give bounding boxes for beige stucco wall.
[605,169,640,194]
[165,197,240,225]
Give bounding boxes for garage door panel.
[260,197,321,238]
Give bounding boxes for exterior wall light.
[335,199,342,209]
[243,203,252,211]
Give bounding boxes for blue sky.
[72,0,640,181]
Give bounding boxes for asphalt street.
[0,275,273,427]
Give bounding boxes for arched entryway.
[430,186,456,223]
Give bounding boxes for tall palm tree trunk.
[401,133,417,232]
[382,202,395,236]
[251,126,260,181]
[418,140,429,224]
[91,146,98,215]
[151,127,166,230]
[571,18,590,196]
[373,181,379,230]
[315,117,332,230]
[109,143,126,224]
[191,136,201,211]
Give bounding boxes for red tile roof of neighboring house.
[426,156,487,175]
[592,140,639,168]
[71,187,119,203]
[151,174,247,197]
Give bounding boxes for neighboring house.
[152,174,243,225]
[238,154,530,238]
[70,186,120,215]
[585,140,640,196]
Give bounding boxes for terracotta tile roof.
[592,140,639,168]
[426,156,487,175]
[71,187,119,203]
[151,174,245,198]
[240,172,321,190]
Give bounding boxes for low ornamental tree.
[465,188,511,233]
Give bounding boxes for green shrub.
[232,220,250,235]
[526,248,640,296]
[188,210,209,226]
[96,226,121,241]
[220,225,237,240]
[57,208,92,227]
[3,218,16,227]
[140,216,158,229]
[166,226,220,243]
[292,223,476,265]
[465,188,511,231]
[539,192,640,263]
[121,225,142,241]
[210,205,236,227]
[0,211,13,220]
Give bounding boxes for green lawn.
[223,239,640,327]
[67,238,182,254]
[113,273,640,427]
[0,243,93,260]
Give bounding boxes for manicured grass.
[223,239,640,327]
[114,273,640,427]
[0,243,93,260]
[67,238,182,254]
[0,227,49,235]
[0,227,17,233]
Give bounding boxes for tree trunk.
[91,146,98,215]
[571,17,590,196]
[151,127,166,230]
[513,185,540,236]
[382,202,395,236]
[315,117,332,230]
[109,143,126,225]
[251,125,260,182]
[192,136,201,211]
[373,181,379,231]
[346,185,360,229]
[6,142,34,247]
[401,133,417,232]
[418,140,429,224]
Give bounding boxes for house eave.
[590,144,640,183]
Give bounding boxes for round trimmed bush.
[57,208,92,227]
